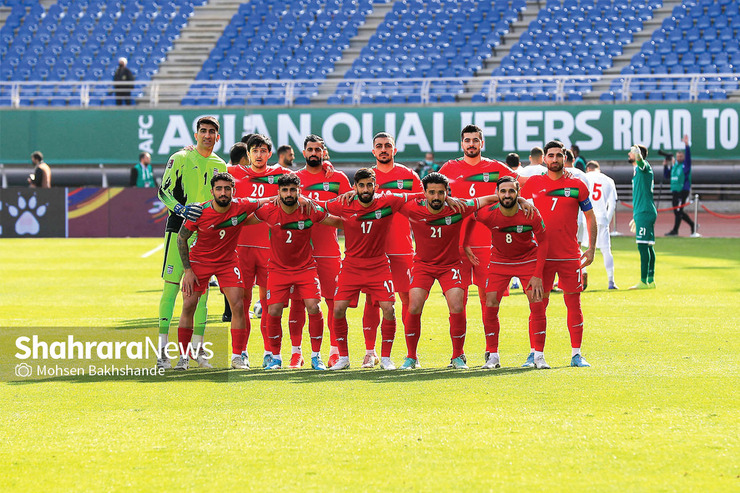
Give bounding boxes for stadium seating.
[0,0,204,106]
[472,0,663,103]
[331,0,526,104]
[613,0,740,101]
[185,0,389,106]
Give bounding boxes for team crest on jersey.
[564,189,571,197]
[213,168,219,175]
[166,159,174,169]
[266,290,271,299]
[323,182,330,191]
[483,173,490,182]
[268,176,275,184]
[231,217,238,226]
[445,216,452,225]
[397,179,404,189]
[375,210,382,219]
[298,220,305,230]
[516,225,523,233]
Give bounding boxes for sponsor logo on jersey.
[378,179,413,190]
[284,219,314,230]
[429,214,462,226]
[467,172,500,183]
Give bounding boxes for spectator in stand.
[416,152,440,179]
[28,151,51,188]
[572,145,587,172]
[277,145,295,168]
[505,152,521,172]
[130,152,156,187]
[113,57,135,105]
[664,135,699,237]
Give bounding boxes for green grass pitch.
[1,237,738,491]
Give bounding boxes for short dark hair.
[571,144,580,155]
[586,160,600,170]
[373,132,395,147]
[31,151,43,162]
[422,172,449,190]
[564,149,574,162]
[229,142,248,164]
[505,153,520,168]
[543,140,565,154]
[277,145,293,156]
[637,144,648,159]
[277,172,300,188]
[354,167,375,183]
[304,134,324,149]
[240,133,254,144]
[497,175,519,189]
[211,172,235,187]
[530,147,543,159]
[196,116,219,132]
[247,134,272,152]
[461,124,482,140]
[138,151,149,162]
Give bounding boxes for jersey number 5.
[592,183,602,201]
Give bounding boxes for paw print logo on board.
[7,193,47,235]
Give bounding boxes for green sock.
[637,243,650,283]
[194,289,209,337]
[158,282,179,335]
[647,244,656,283]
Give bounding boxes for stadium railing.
[1,73,737,107]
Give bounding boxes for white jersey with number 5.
[585,169,617,225]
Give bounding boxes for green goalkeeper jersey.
[631,156,657,220]
[158,148,227,232]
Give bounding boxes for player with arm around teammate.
[464,176,550,369]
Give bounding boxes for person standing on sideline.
[130,152,155,187]
[664,135,699,237]
[628,145,657,290]
[113,57,135,105]
[572,145,587,172]
[28,151,51,188]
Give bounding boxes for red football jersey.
[400,198,480,267]
[295,167,352,257]
[373,164,422,255]
[439,157,516,248]
[253,202,328,271]
[473,204,548,276]
[184,198,260,265]
[520,174,592,260]
[229,164,288,249]
[325,193,409,259]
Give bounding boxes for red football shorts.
[237,246,269,287]
[485,260,538,300]
[459,246,491,289]
[190,261,243,294]
[266,267,322,306]
[314,256,341,300]
[410,261,465,293]
[542,259,583,293]
[387,254,413,293]
[334,256,395,304]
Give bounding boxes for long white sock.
[311,351,320,358]
[572,348,581,357]
[158,333,168,349]
[292,345,302,354]
[602,246,615,282]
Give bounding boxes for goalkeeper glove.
[173,203,203,222]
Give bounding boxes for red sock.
[178,327,193,356]
[483,305,500,353]
[380,318,396,358]
[288,299,306,348]
[362,301,379,350]
[404,312,421,359]
[308,312,324,353]
[242,297,252,345]
[563,293,584,349]
[334,316,349,356]
[326,299,337,346]
[528,302,547,352]
[266,313,282,355]
[260,296,270,351]
[231,328,246,355]
[449,312,466,359]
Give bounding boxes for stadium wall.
[2,103,740,165]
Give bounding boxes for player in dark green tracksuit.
[628,145,657,289]
[156,116,227,368]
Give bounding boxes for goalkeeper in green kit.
[156,116,227,368]
[628,144,657,289]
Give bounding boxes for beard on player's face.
[464,147,480,158]
[375,154,392,165]
[429,199,444,210]
[500,196,517,209]
[215,195,231,207]
[306,155,322,168]
[547,159,564,172]
[358,190,374,203]
[280,195,297,206]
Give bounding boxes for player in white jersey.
[517,146,548,178]
[582,161,618,289]
[564,149,592,288]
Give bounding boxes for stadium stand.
[606,0,740,102]
[471,0,664,103]
[0,0,204,106]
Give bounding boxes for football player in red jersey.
[244,173,343,370]
[397,172,502,370]
[294,135,352,368]
[228,134,288,369]
[439,125,524,341]
[360,132,423,368]
[175,172,261,371]
[520,141,597,368]
[465,176,550,370]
